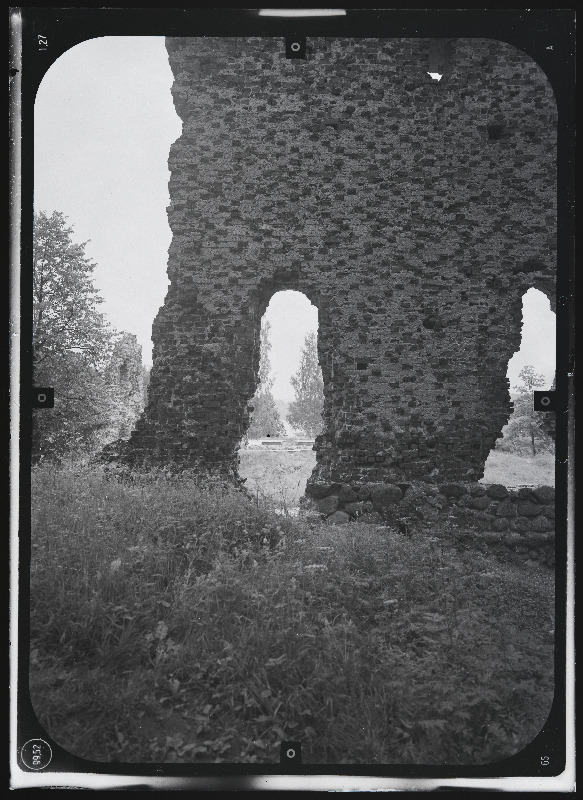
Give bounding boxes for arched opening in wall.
[238,290,323,514]
[482,288,556,488]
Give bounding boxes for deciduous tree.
[246,320,286,439]
[287,331,324,437]
[498,366,554,456]
[32,211,115,461]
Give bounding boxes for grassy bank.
[29,464,554,765]
[481,450,555,487]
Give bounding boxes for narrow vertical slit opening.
[239,290,323,514]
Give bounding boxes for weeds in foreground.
[29,463,554,765]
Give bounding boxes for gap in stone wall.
[482,288,556,488]
[238,290,321,512]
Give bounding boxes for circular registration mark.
[20,739,52,770]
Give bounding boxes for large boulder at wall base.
[470,494,491,510]
[305,483,341,500]
[370,483,403,511]
[338,484,359,503]
[316,495,340,516]
[517,500,542,517]
[486,484,510,500]
[532,485,555,504]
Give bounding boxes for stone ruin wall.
[122,37,556,533]
[104,332,144,442]
[304,479,555,568]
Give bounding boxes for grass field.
[239,448,316,511]
[481,450,555,488]
[29,462,554,766]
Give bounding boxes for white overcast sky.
[34,36,556,399]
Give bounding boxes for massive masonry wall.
[122,37,556,499]
[304,479,556,568]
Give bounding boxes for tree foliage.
[32,211,117,462]
[287,331,324,437]
[497,366,555,456]
[246,320,286,439]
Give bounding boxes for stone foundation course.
[304,481,555,568]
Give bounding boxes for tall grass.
[29,463,554,765]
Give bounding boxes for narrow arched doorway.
[238,290,323,513]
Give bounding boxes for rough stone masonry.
[121,37,556,516]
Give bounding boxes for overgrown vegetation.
[29,463,554,765]
[32,211,145,462]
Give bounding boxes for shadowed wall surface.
[121,37,556,501]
